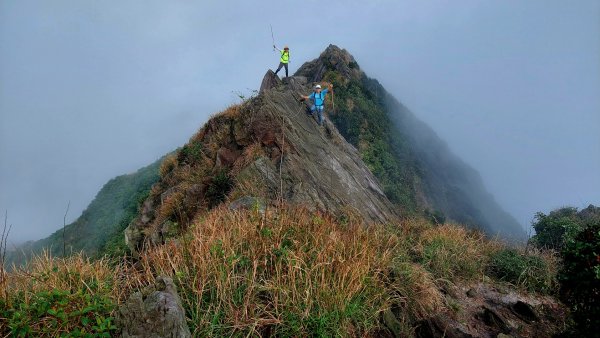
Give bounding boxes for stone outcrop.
[295,44,362,82]
[259,69,282,93]
[117,276,191,338]
[409,283,568,338]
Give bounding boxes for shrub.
[559,226,600,334]
[531,205,600,335]
[531,208,581,250]
[487,248,558,293]
[205,170,233,208]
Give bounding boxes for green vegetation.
[205,170,233,208]
[531,206,599,250]
[531,205,600,336]
[8,157,163,265]
[487,248,557,292]
[323,70,419,213]
[0,253,121,337]
[1,290,116,337]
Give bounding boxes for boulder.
[117,276,191,338]
[260,69,282,93]
[216,146,241,167]
[229,196,266,214]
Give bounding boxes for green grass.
[487,248,558,293]
[1,290,117,337]
[0,253,121,337]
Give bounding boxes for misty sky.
[1,1,599,243]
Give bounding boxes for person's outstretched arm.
[273,45,282,52]
[301,92,313,101]
[319,82,333,94]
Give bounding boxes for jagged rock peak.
[259,69,281,93]
[295,44,362,82]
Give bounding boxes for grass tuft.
[138,206,400,336]
[0,251,127,337]
[487,247,558,293]
[415,224,497,280]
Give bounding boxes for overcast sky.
[1,1,599,243]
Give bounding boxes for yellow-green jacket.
[280,50,290,64]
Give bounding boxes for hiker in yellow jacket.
[273,45,290,78]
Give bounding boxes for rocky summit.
[125,68,397,254]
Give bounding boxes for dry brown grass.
[2,251,127,305]
[231,141,267,176]
[0,205,558,337]
[218,104,242,119]
[156,190,185,225]
[159,153,178,178]
[137,206,403,336]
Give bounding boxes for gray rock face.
[260,69,282,93]
[229,196,266,214]
[409,283,567,338]
[239,84,397,224]
[117,276,191,338]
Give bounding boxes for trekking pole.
[331,87,336,114]
[270,24,275,51]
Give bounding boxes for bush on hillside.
[531,205,600,336]
[487,248,558,293]
[559,226,600,334]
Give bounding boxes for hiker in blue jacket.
[301,83,333,126]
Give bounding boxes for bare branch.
[63,201,70,257]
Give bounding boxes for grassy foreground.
[1,206,558,337]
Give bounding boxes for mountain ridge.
[11,44,525,264]
[296,44,524,239]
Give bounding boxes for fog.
[1,1,598,243]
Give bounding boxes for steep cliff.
[296,45,525,240]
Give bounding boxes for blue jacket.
[309,88,328,106]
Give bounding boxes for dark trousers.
[275,62,288,77]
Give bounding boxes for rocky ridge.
[125,70,397,254]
